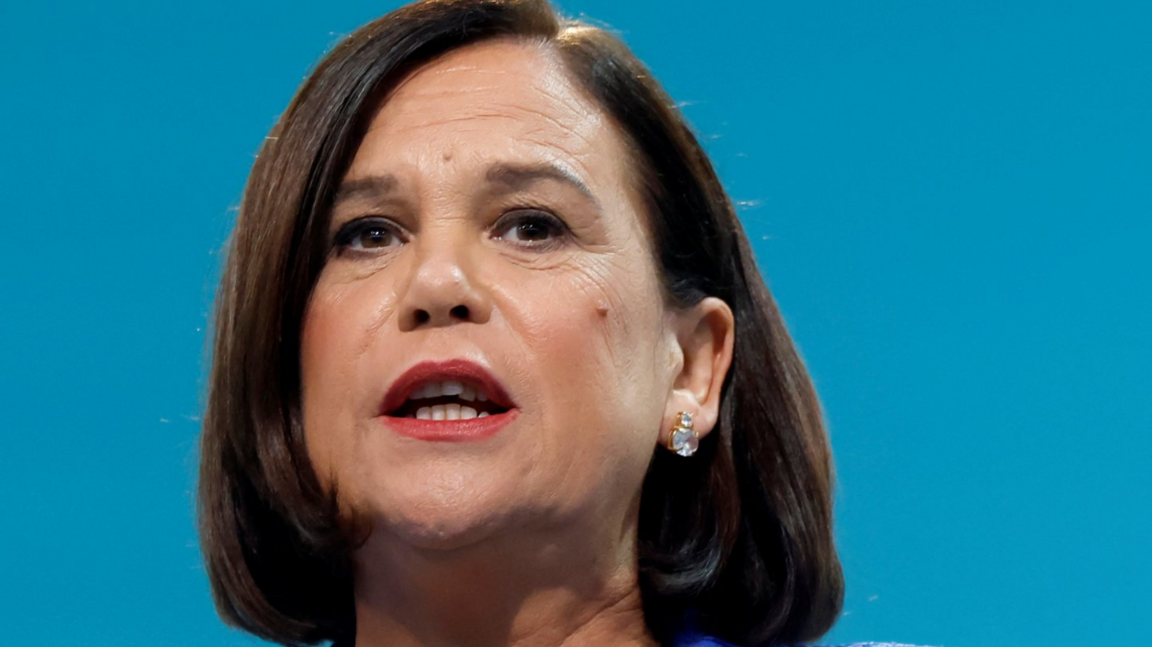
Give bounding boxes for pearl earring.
[666,411,699,457]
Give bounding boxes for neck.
[351,527,659,647]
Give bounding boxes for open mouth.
[379,359,518,432]
[388,379,512,420]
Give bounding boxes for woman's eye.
[333,217,403,253]
[493,210,567,248]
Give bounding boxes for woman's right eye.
[333,217,404,254]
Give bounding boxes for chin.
[360,471,528,551]
[377,510,509,551]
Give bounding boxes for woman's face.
[301,39,688,551]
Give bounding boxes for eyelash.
[491,209,569,250]
[331,208,570,256]
[332,217,404,255]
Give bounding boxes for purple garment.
[671,626,930,647]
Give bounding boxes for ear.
[664,296,735,442]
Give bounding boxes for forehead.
[347,38,632,191]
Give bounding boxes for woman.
[198,1,916,646]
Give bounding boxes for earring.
[666,411,699,457]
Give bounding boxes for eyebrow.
[484,161,600,209]
[332,174,399,206]
[332,161,600,209]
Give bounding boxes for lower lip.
[378,409,519,442]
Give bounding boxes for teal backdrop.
[1,1,1149,645]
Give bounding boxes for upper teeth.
[409,380,489,402]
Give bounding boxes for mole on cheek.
[595,302,610,318]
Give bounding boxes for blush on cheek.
[299,297,359,498]
[300,294,343,378]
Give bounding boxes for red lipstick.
[378,359,518,441]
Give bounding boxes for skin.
[300,38,735,647]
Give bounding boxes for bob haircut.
[199,0,844,645]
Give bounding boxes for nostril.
[414,310,431,325]
[450,305,470,320]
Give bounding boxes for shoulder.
[684,641,932,647]
[671,632,932,647]
[667,617,934,647]
[815,640,930,644]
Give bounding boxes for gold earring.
[666,411,698,457]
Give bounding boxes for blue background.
[1,1,1148,645]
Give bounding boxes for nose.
[396,232,492,331]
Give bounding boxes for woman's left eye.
[492,210,568,248]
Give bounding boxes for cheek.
[299,275,399,487]
[511,254,672,450]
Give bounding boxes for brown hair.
[198,0,843,645]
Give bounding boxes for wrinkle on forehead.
[367,39,599,137]
[376,103,599,144]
